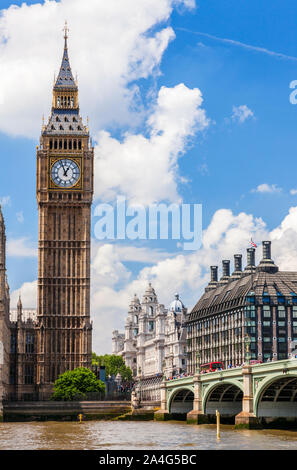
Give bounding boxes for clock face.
[51,158,80,188]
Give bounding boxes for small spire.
[54,21,76,89]
[63,20,69,44]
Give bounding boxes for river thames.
[0,420,297,450]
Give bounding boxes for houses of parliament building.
[0,26,94,403]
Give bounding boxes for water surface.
[0,420,297,450]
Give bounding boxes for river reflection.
[0,421,297,450]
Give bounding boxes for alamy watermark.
[289,80,297,104]
[93,197,202,251]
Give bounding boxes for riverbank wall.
[3,401,131,422]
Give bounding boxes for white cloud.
[232,104,254,123]
[0,0,195,139]
[290,189,297,195]
[10,280,37,309]
[0,196,11,207]
[94,83,209,204]
[251,183,282,194]
[6,237,37,258]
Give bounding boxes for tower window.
[59,125,64,130]
[56,116,60,122]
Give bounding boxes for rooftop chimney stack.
[211,266,218,282]
[219,260,231,284]
[244,248,256,274]
[257,240,278,273]
[234,254,242,272]
[232,254,243,279]
[222,260,230,277]
[262,240,271,260]
[205,266,218,292]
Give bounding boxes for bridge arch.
[167,386,194,415]
[202,380,244,417]
[254,373,297,420]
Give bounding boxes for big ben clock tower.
[36,24,93,394]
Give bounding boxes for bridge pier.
[235,365,260,429]
[187,373,208,424]
[154,379,171,421]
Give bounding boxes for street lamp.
[245,332,251,365]
[195,351,200,374]
[162,360,166,379]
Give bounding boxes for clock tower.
[36,25,93,394]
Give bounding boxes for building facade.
[112,284,188,379]
[187,241,297,374]
[0,208,10,407]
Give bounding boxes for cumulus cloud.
[10,280,37,309]
[290,189,297,195]
[6,237,37,258]
[251,183,282,194]
[94,83,209,204]
[231,104,254,123]
[0,0,195,138]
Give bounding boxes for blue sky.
[1,0,297,352]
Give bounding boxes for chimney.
[210,266,218,282]
[219,260,231,284]
[232,254,242,279]
[244,248,256,274]
[257,241,278,273]
[205,266,218,291]
[222,260,230,277]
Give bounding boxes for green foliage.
[92,353,133,381]
[51,367,105,401]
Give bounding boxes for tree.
[51,367,105,401]
[92,353,133,381]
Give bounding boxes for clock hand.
[61,161,68,176]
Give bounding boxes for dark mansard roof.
[188,269,297,322]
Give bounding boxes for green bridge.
[154,359,297,428]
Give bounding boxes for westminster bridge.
[152,358,297,427]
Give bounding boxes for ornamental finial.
[63,20,69,42]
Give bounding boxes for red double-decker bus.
[200,362,224,373]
